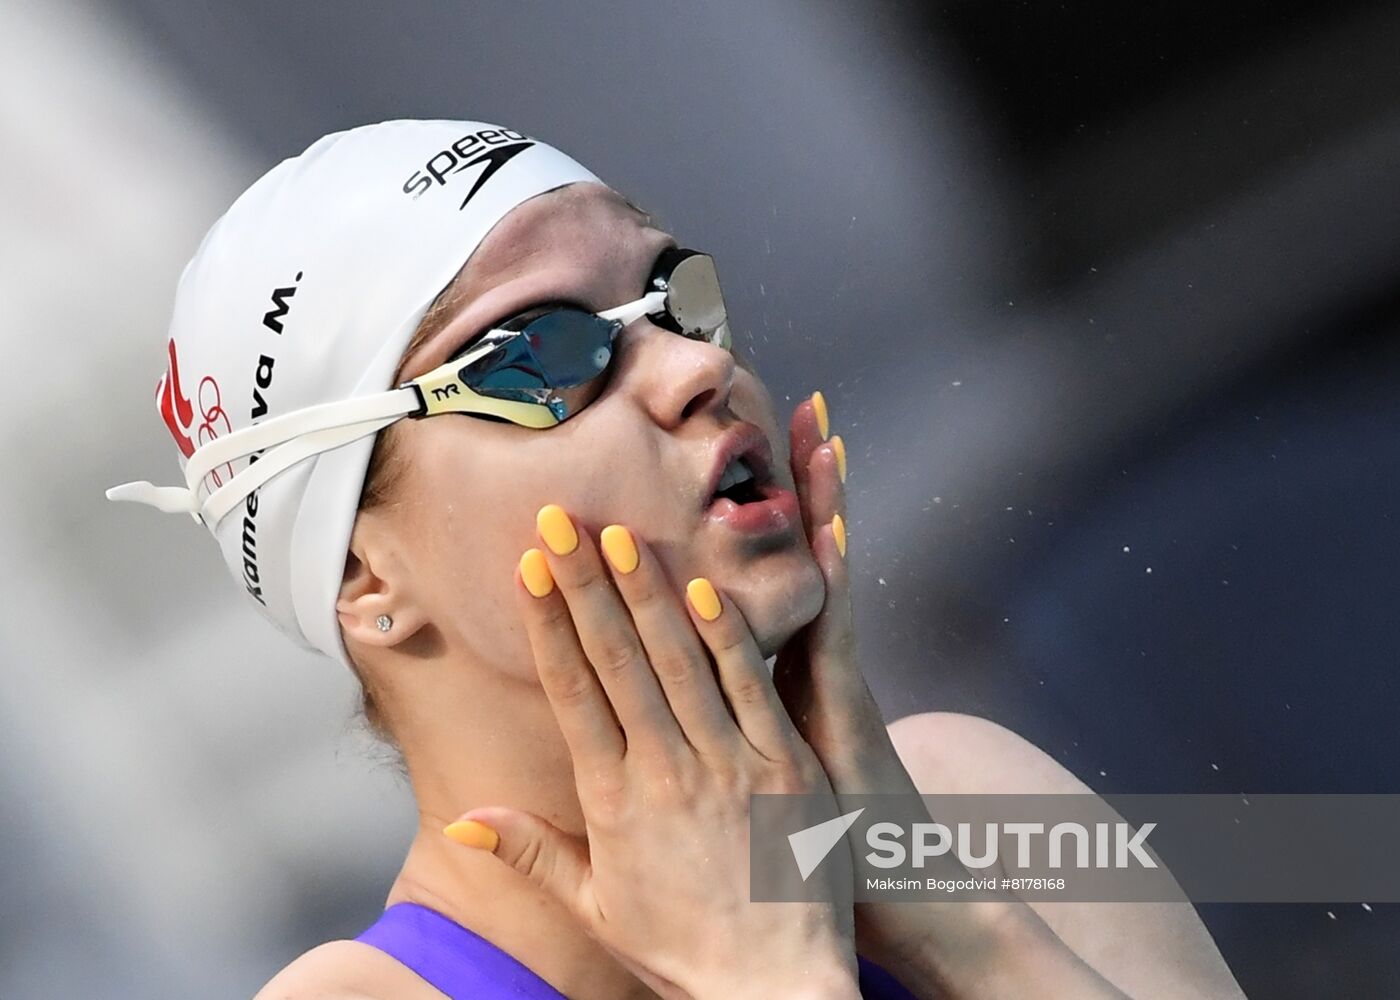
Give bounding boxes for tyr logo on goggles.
[106,249,733,528]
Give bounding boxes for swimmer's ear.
[336,513,428,648]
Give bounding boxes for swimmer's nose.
[630,326,735,429]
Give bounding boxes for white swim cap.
[108,119,600,667]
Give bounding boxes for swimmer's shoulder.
[888,711,1246,998]
[886,710,1092,795]
[252,939,444,1000]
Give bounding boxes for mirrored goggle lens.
[459,310,619,419]
[652,250,730,348]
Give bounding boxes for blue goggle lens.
[459,310,619,420]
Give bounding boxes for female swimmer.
[108,120,1242,999]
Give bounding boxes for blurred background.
[3,0,1397,995]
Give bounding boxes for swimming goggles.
[107,248,732,528]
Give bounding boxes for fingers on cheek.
[820,523,847,575]
[812,525,854,634]
[789,399,824,471]
[805,444,846,519]
[515,551,571,636]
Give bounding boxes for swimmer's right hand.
[443,505,861,1000]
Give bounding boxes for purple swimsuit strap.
[355,902,568,999]
[355,901,919,999]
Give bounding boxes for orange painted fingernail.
[687,578,722,621]
[811,390,830,441]
[832,514,847,558]
[600,524,639,574]
[536,504,578,555]
[443,819,500,852]
[830,434,847,483]
[520,548,554,597]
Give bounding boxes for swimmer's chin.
[757,628,795,661]
[748,566,827,659]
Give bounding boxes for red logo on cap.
[157,338,234,489]
[157,338,195,458]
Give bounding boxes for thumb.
[778,525,866,724]
[443,807,591,913]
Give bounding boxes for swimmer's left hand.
[774,391,917,801]
[775,394,1133,1000]
[776,394,993,991]
[775,394,942,977]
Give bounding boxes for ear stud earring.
[376,614,393,632]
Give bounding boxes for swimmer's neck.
[381,668,658,1000]
[387,825,658,1000]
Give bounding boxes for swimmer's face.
[351,182,824,675]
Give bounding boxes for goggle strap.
[108,290,675,524]
[104,480,200,517]
[106,413,405,529]
[106,386,420,526]
[198,414,401,527]
[182,387,420,488]
[597,290,667,327]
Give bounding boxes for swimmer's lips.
[707,484,801,536]
[703,424,801,537]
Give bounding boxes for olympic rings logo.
[194,375,235,488]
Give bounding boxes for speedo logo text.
[401,127,535,209]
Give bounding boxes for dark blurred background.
[5,0,1396,996]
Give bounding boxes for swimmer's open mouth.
[704,424,777,508]
[712,455,766,504]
